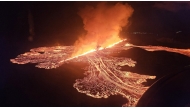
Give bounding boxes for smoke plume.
[72,2,134,57]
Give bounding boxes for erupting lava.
[71,2,134,58]
[10,2,190,107]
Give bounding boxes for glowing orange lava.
[10,40,157,106]
[72,2,134,58]
[11,40,190,106]
[125,44,190,57]
[67,38,126,61]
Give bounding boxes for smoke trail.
[72,2,134,57]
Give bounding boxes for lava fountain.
[72,2,134,58]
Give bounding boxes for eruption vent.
[72,2,134,57]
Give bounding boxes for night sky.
[1,1,190,107]
[1,1,190,44]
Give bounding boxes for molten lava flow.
[125,44,190,58]
[11,40,190,106]
[73,51,155,106]
[138,46,190,57]
[67,39,126,61]
[10,40,157,106]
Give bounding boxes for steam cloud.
[72,2,134,57]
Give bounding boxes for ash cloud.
[72,2,134,57]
